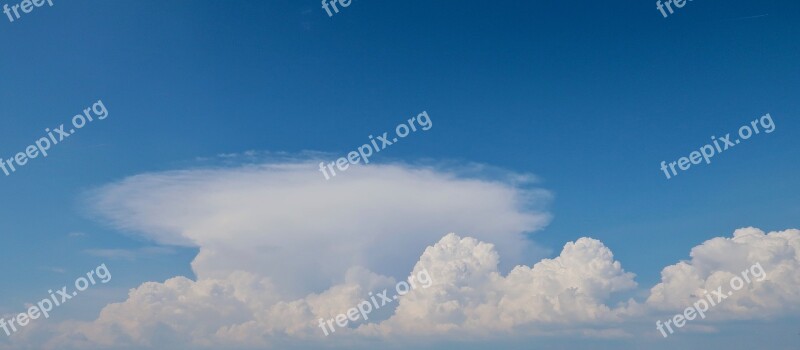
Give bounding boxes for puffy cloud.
[6,158,798,349]
[29,160,552,349]
[645,227,800,320]
[11,223,800,349]
[48,233,638,349]
[54,273,271,348]
[364,233,637,337]
[48,268,395,349]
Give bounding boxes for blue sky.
[0,0,798,349]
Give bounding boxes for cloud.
[48,232,637,349]
[84,247,177,261]
[15,222,800,349]
[5,159,798,349]
[645,227,800,320]
[360,233,637,337]
[27,160,548,349]
[83,161,551,297]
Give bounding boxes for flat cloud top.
[84,161,552,295]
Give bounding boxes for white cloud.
[360,233,637,337]
[645,227,800,320]
[5,160,797,349]
[45,232,640,349]
[84,161,551,297]
[17,222,800,349]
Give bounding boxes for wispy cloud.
[84,247,176,261]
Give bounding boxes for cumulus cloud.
[48,269,396,349]
[645,227,800,320]
[14,223,800,349]
[361,233,637,337]
[4,159,797,350]
[47,233,638,349]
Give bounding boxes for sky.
[0,0,798,349]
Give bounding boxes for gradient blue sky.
[0,0,798,348]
